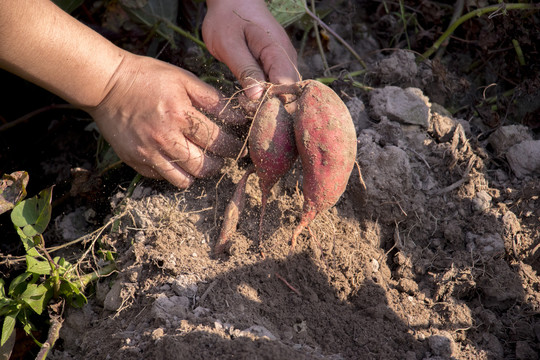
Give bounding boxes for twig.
[302,1,367,69]
[35,316,63,360]
[76,262,117,289]
[431,157,475,195]
[512,39,526,66]
[275,272,301,296]
[0,104,76,132]
[435,0,464,59]
[311,0,330,75]
[160,17,207,50]
[422,3,539,59]
[197,280,217,305]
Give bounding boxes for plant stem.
[512,39,526,66]
[422,3,539,59]
[77,262,117,289]
[35,316,63,360]
[161,18,208,50]
[311,0,330,75]
[0,104,75,132]
[302,1,367,69]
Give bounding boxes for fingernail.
[245,84,264,100]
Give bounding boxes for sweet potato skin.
[249,96,298,196]
[214,166,254,255]
[291,80,357,247]
[249,95,298,245]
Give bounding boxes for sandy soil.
[50,61,540,359]
[2,1,538,359]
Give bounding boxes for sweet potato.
[248,96,298,243]
[290,80,357,249]
[214,166,255,255]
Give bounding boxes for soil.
[1,1,539,360]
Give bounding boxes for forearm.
[0,0,126,108]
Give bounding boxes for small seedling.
[0,171,115,357]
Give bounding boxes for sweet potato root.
[214,166,255,255]
[221,80,356,255]
[249,95,298,243]
[290,80,357,249]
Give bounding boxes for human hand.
[203,0,299,100]
[87,53,246,189]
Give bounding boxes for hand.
[87,54,246,189]
[203,0,299,99]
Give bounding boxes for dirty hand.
[203,0,299,100]
[88,54,246,189]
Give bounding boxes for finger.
[207,36,267,100]
[153,153,196,189]
[181,70,247,125]
[179,106,245,159]
[130,157,195,189]
[245,24,300,86]
[158,133,226,178]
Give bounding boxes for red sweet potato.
[214,166,255,255]
[290,80,357,249]
[249,96,298,243]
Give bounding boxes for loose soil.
[1,1,539,359]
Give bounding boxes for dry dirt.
[50,72,540,359]
[2,1,539,359]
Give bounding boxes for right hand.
[87,53,247,189]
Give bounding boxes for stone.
[369,86,431,128]
[346,97,371,133]
[472,190,492,213]
[428,331,455,357]
[488,125,532,155]
[507,140,540,178]
[377,50,418,83]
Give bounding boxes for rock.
[171,275,198,298]
[346,97,371,133]
[55,208,90,241]
[152,294,188,320]
[240,325,278,341]
[103,281,123,312]
[488,125,532,155]
[478,259,522,308]
[515,341,538,360]
[369,86,431,128]
[483,333,504,359]
[506,140,540,178]
[428,331,455,357]
[376,50,418,84]
[472,190,492,213]
[467,232,505,259]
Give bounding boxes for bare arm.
[0,0,124,108]
[0,0,245,189]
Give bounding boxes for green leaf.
[8,272,32,297]
[11,186,53,237]
[60,280,87,307]
[26,256,52,276]
[0,279,5,300]
[52,0,84,13]
[266,0,306,27]
[120,0,178,45]
[1,312,17,347]
[0,171,28,215]
[21,283,52,315]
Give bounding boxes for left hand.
[203,0,299,100]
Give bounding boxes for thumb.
[224,51,267,100]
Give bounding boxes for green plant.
[0,171,116,357]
